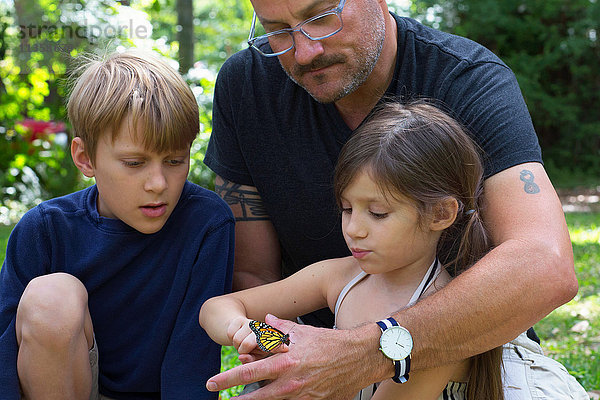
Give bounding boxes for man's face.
[89,120,190,234]
[252,0,386,103]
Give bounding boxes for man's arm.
[214,175,282,291]
[206,162,578,399]
[394,162,577,368]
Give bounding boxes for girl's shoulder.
[316,256,363,312]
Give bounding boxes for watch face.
[380,326,413,361]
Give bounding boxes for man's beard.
[281,17,386,103]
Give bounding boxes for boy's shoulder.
[17,186,93,230]
[6,187,96,265]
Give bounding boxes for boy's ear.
[429,197,458,231]
[71,137,95,178]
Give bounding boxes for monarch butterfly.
[249,320,291,353]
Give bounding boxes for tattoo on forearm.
[519,170,540,194]
[215,179,271,221]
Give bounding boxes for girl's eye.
[341,208,352,214]
[370,211,388,219]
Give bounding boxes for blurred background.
[1,0,599,220]
[0,0,598,396]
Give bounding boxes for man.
[204,0,577,398]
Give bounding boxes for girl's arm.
[199,258,346,348]
[371,360,469,400]
[199,295,252,346]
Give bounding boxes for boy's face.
[76,120,190,234]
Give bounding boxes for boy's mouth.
[140,203,167,218]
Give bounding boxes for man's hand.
[207,314,390,399]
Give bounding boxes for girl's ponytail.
[438,179,490,277]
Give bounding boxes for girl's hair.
[67,49,199,162]
[334,100,503,400]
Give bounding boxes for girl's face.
[339,170,440,275]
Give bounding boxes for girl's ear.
[429,197,458,231]
[71,137,95,178]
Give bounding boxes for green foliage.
[0,0,129,215]
[0,224,14,264]
[140,0,253,71]
[1,0,222,211]
[194,0,253,70]
[219,346,244,398]
[546,160,600,189]
[0,121,81,211]
[189,131,215,190]
[409,0,600,176]
[185,62,217,189]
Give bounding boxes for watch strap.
[394,356,410,383]
[377,317,411,384]
[376,317,399,330]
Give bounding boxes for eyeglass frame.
[247,0,347,57]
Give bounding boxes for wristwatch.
[377,317,412,383]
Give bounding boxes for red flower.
[17,119,66,142]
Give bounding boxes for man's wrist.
[350,322,396,383]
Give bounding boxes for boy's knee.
[16,273,89,345]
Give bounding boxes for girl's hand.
[227,316,290,364]
[227,316,256,354]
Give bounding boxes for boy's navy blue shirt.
[0,181,234,399]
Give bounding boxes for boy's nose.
[144,165,168,193]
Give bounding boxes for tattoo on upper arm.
[519,170,540,194]
[215,179,271,221]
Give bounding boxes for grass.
[1,213,598,396]
[534,213,600,391]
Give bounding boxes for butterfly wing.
[249,320,290,353]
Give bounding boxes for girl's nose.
[345,214,368,239]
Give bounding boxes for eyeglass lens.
[253,13,342,55]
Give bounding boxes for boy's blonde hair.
[67,49,199,161]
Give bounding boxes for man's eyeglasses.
[247,0,346,57]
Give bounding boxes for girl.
[200,101,589,400]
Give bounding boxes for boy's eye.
[122,160,143,167]
[165,159,185,166]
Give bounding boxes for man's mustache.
[291,54,346,76]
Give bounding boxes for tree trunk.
[177,0,194,75]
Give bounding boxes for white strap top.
[333,258,441,329]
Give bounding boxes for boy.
[0,50,234,399]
